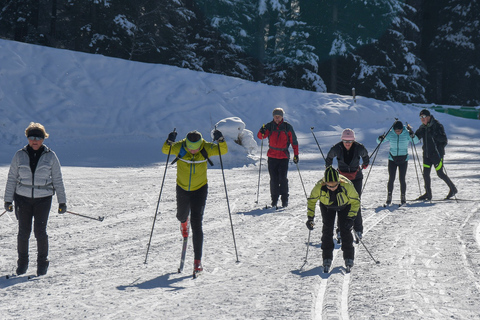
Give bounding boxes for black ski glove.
[4,202,13,212]
[378,135,385,142]
[259,125,266,135]
[213,129,224,142]
[345,217,355,231]
[306,217,315,230]
[293,155,299,164]
[58,203,67,214]
[167,131,177,145]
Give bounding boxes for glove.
[4,202,13,212]
[167,131,177,145]
[293,155,299,164]
[378,135,385,142]
[362,164,368,169]
[345,218,354,230]
[306,217,315,230]
[58,203,67,214]
[213,129,224,142]
[259,126,266,135]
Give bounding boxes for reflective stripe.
[178,158,208,164]
[435,159,443,171]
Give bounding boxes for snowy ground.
[1,39,480,319]
[1,137,480,319]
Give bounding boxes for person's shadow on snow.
[116,273,191,291]
[292,265,344,279]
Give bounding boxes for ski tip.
[376,261,381,265]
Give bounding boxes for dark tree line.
[1,0,479,106]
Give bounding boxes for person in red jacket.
[257,108,299,207]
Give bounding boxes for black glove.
[306,217,315,230]
[345,218,355,230]
[378,135,385,142]
[259,126,266,135]
[4,202,13,212]
[58,203,67,214]
[293,155,299,164]
[167,131,177,145]
[213,129,224,142]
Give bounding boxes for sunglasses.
[326,183,340,189]
[419,115,428,119]
[28,136,44,141]
[342,140,354,144]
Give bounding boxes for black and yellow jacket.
[162,138,228,191]
[307,175,360,219]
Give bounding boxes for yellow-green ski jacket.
[162,139,228,191]
[307,175,360,219]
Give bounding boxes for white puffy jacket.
[4,145,66,204]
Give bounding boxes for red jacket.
[257,120,299,159]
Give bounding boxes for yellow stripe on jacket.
[162,139,228,191]
[307,175,360,219]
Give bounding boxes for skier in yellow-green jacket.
[162,129,228,275]
[306,166,360,272]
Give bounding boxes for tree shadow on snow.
[116,272,191,291]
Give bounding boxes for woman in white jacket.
[4,122,67,277]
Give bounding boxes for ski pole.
[255,127,265,204]
[354,232,380,265]
[310,127,326,161]
[66,210,104,222]
[144,128,175,264]
[362,119,397,194]
[216,131,240,263]
[300,229,311,271]
[408,129,422,195]
[0,210,7,218]
[295,163,308,200]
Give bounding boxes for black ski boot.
[281,194,288,208]
[401,194,406,205]
[323,259,332,273]
[345,259,354,273]
[16,259,29,275]
[271,195,279,208]
[445,186,458,199]
[416,192,432,201]
[386,192,392,205]
[37,260,49,276]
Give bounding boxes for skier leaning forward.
[162,129,227,274]
[306,166,360,272]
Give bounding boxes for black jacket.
[325,141,369,179]
[415,115,448,159]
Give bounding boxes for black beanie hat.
[419,109,431,117]
[393,121,403,130]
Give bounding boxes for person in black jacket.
[414,109,457,200]
[325,128,369,240]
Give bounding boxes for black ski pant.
[387,160,408,195]
[14,194,52,264]
[320,203,354,261]
[422,156,455,195]
[267,158,289,203]
[176,184,208,261]
[336,177,363,234]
